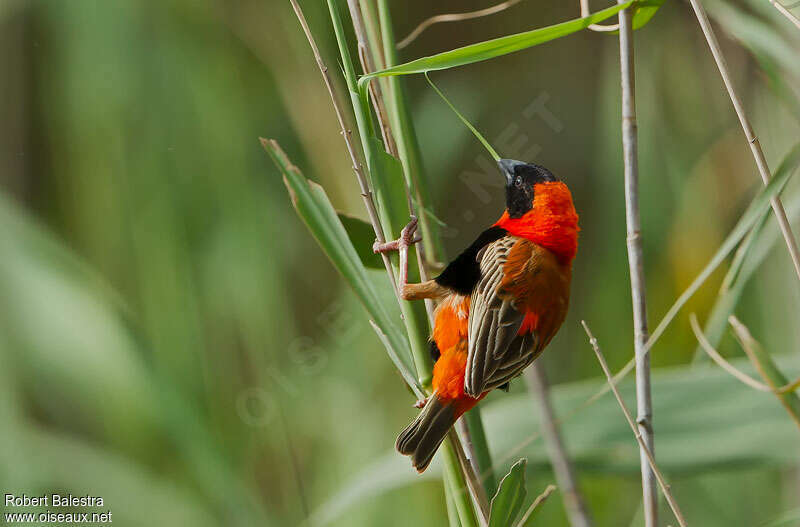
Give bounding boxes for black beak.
[498,159,526,184]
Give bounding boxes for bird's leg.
[414,396,429,409]
[374,217,448,301]
[373,216,421,295]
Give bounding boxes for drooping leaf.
[489,459,527,527]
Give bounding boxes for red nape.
[494,181,580,264]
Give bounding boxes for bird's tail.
[396,395,458,473]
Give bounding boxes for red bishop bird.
[375,159,579,472]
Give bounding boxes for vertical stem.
[288,0,400,296]
[368,2,490,518]
[376,0,446,266]
[325,0,432,387]
[525,364,593,527]
[442,441,481,527]
[617,2,658,526]
[448,432,490,526]
[444,475,465,527]
[686,0,800,283]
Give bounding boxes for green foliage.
[263,139,420,393]
[313,355,800,524]
[358,2,633,86]
[489,459,527,527]
[632,0,667,30]
[695,144,800,359]
[645,142,800,352]
[4,0,800,525]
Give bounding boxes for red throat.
[494,181,579,264]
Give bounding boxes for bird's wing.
[465,236,535,396]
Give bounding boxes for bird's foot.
[414,396,428,409]
[373,216,421,254]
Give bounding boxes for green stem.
[326,0,431,387]
[375,0,446,264]
[462,406,497,497]
[444,469,464,527]
[442,442,480,527]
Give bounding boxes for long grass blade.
[358,2,633,87]
[425,73,500,161]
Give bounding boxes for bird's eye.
[514,176,523,188]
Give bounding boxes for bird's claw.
[373,216,421,254]
[414,396,428,409]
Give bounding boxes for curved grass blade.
[358,2,633,88]
[425,73,501,161]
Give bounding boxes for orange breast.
[431,295,483,413]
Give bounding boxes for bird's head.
[495,159,579,263]
[498,159,558,218]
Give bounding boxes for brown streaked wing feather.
[465,236,525,397]
[466,239,570,396]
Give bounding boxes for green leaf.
[632,0,666,29]
[262,139,420,393]
[337,213,384,269]
[489,459,527,527]
[358,2,633,86]
[693,143,800,359]
[311,356,800,525]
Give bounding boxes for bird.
[374,159,579,472]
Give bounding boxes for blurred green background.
[1,0,799,525]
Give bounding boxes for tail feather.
[396,396,457,472]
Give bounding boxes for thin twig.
[686,0,800,282]
[288,0,400,299]
[690,314,800,394]
[525,365,593,527]
[397,0,523,49]
[767,0,800,29]
[456,419,485,493]
[617,3,658,525]
[580,0,620,31]
[514,484,557,527]
[581,322,689,527]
